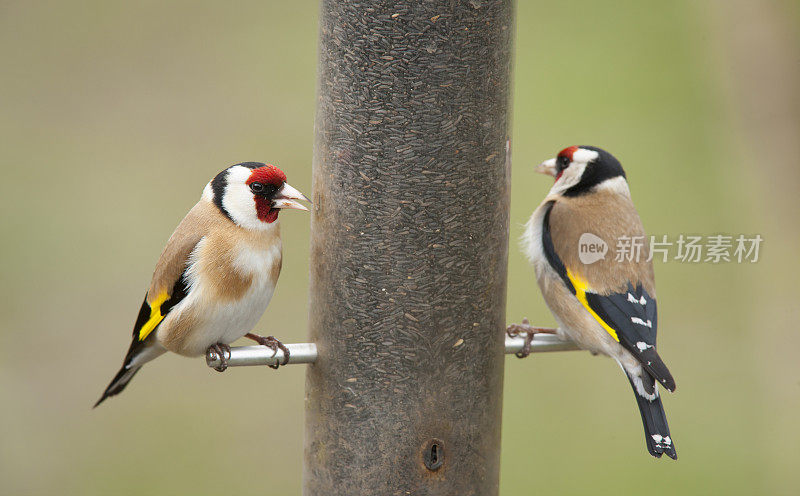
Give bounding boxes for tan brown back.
[547,190,656,296]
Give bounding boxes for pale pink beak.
[272,182,310,211]
[536,158,557,177]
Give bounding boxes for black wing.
[585,283,675,392]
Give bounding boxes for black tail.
[94,336,163,408]
[627,375,677,460]
[94,363,143,408]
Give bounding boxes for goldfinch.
[516,146,677,459]
[95,162,309,407]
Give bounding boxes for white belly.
[194,276,276,348]
[158,240,281,356]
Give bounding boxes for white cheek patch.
[221,166,272,231]
[550,162,587,195]
[571,148,599,163]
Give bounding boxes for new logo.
[578,233,608,264]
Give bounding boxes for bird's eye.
[250,182,265,193]
[557,156,570,172]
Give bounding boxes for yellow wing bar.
[566,269,620,342]
[138,291,169,341]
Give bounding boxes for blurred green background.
[1,1,798,494]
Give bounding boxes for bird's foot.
[207,343,231,372]
[245,333,289,369]
[506,318,557,358]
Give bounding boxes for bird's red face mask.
[537,146,579,182]
[246,165,310,223]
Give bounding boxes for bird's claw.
[506,318,532,337]
[246,333,290,369]
[506,318,556,358]
[208,343,231,372]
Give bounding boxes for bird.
[510,145,677,459]
[95,162,310,408]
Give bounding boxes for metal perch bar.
[505,333,580,354]
[205,342,316,369]
[205,333,579,369]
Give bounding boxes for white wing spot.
[664,436,672,446]
[636,341,653,351]
[627,293,648,306]
[651,434,663,443]
[631,317,653,328]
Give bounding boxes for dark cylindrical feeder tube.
[304,2,514,494]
